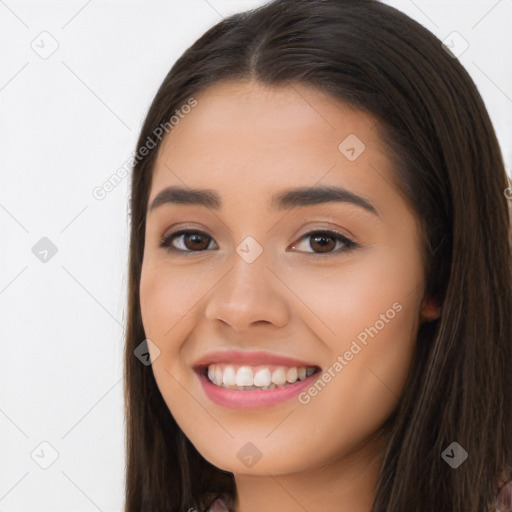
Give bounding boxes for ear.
[420,295,441,323]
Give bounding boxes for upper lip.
[193,350,320,369]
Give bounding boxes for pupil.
[312,234,334,253]
[188,234,207,250]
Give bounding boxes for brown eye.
[160,230,216,252]
[159,229,358,256]
[289,230,357,255]
[309,233,336,253]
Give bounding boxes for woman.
[123,0,512,510]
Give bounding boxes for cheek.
[281,243,422,344]
[283,246,421,419]
[139,264,211,437]
[139,262,205,342]
[299,302,417,441]
[294,249,420,423]
[284,293,418,475]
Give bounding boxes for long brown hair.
[123,1,512,510]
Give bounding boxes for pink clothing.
[206,497,231,512]
[495,480,512,512]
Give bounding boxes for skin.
[139,80,441,512]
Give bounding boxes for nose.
[204,250,290,331]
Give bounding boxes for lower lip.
[196,369,320,409]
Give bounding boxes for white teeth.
[235,366,253,387]
[205,363,317,390]
[215,366,223,386]
[253,368,271,387]
[286,367,298,383]
[223,366,236,386]
[271,366,287,386]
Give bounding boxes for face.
[139,80,440,476]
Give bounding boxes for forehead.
[150,80,395,210]
[158,80,380,152]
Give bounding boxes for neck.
[232,429,389,512]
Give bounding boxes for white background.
[0,1,511,510]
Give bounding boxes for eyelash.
[159,228,359,256]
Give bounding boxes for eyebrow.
[148,185,380,217]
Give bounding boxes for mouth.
[192,351,322,409]
[197,363,321,391]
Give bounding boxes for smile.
[193,350,323,409]
[204,363,317,390]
